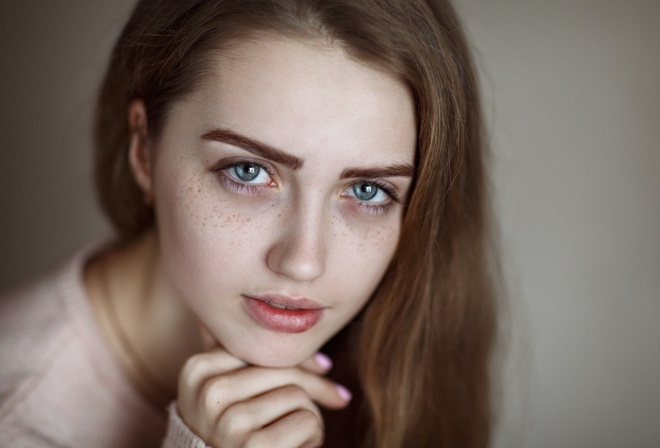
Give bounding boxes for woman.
[0,0,497,447]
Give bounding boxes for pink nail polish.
[314,352,333,370]
[336,384,352,401]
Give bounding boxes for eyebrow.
[201,128,304,170]
[201,128,413,179]
[340,164,414,179]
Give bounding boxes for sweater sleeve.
[162,403,210,448]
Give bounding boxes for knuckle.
[178,357,213,404]
[180,353,213,382]
[200,376,231,411]
[244,409,323,448]
[282,384,309,402]
[295,408,321,429]
[218,404,252,436]
[245,432,282,448]
[243,436,263,448]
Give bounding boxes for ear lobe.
[127,99,154,205]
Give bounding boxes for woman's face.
[150,35,416,367]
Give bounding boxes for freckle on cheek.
[222,213,235,226]
[365,226,395,252]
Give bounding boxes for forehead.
[180,35,417,167]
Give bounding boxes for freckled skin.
[150,36,416,368]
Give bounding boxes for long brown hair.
[94,1,497,446]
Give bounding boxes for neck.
[85,231,204,408]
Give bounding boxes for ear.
[127,99,154,205]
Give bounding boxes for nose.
[266,202,327,283]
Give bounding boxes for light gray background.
[1,1,658,447]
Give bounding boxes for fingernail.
[336,384,352,401]
[314,352,333,370]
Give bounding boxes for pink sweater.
[0,247,208,447]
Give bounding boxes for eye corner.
[341,179,401,216]
[354,179,401,204]
[210,158,279,195]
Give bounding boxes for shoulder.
[0,243,170,447]
[0,248,90,410]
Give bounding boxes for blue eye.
[232,162,262,182]
[211,159,277,194]
[352,181,384,202]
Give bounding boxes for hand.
[177,348,351,448]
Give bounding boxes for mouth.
[264,301,300,310]
[243,294,325,333]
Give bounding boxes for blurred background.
[1,1,658,446]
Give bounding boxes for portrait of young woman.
[0,0,498,447]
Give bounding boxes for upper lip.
[244,293,325,310]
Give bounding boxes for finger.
[202,366,351,412]
[299,352,333,374]
[216,385,322,441]
[244,408,323,448]
[179,347,246,389]
[178,347,247,420]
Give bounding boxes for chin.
[227,341,315,368]
[239,353,307,369]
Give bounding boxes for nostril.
[266,235,326,282]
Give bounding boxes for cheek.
[153,170,279,293]
[354,221,400,257]
[327,213,401,307]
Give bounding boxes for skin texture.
[114,35,416,446]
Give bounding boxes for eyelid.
[209,157,279,197]
[348,179,401,204]
[209,157,277,179]
[210,158,403,212]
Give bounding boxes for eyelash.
[348,180,400,215]
[210,159,277,194]
[210,159,400,215]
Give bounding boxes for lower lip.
[244,297,323,333]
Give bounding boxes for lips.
[243,294,325,333]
